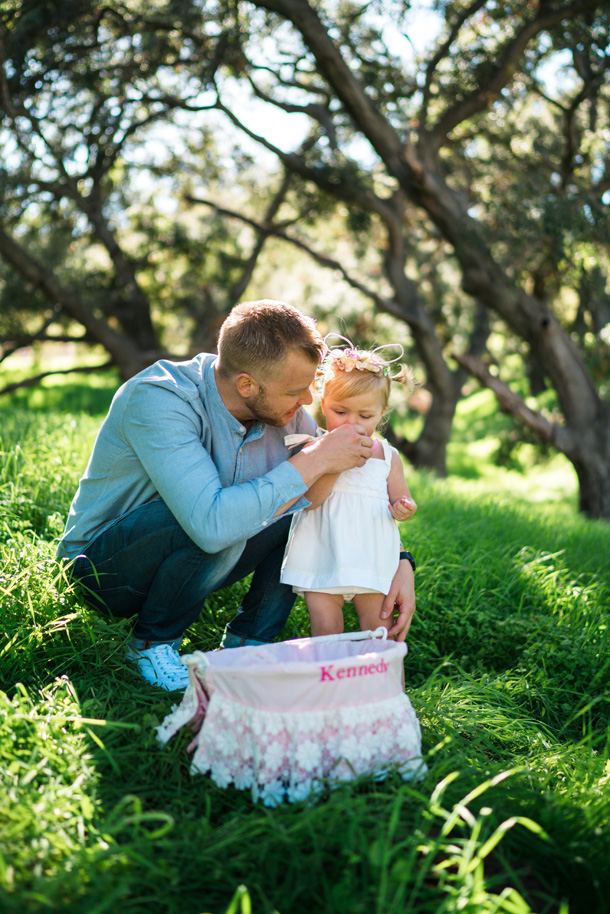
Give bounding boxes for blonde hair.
[319,350,415,413]
[216,300,324,380]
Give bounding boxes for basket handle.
[306,627,388,644]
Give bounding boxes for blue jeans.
[70,499,296,644]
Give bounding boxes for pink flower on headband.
[321,333,405,379]
[354,352,387,375]
[330,349,358,372]
[327,348,389,376]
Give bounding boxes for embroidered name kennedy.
[319,658,388,682]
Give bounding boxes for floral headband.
[320,333,404,378]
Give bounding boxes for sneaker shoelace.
[150,645,187,683]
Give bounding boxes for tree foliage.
[1,0,610,517]
[0,0,273,376]
[211,0,610,515]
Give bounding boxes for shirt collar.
[202,357,265,439]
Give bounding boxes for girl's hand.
[389,495,417,521]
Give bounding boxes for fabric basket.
[156,628,427,806]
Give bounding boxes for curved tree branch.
[421,0,488,126]
[0,307,65,362]
[430,0,605,146]
[215,99,398,221]
[247,0,417,192]
[186,193,418,322]
[452,350,574,455]
[0,361,115,397]
[229,169,294,303]
[0,223,145,377]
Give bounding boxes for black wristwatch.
[399,550,416,572]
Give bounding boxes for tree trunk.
[572,426,610,518]
[81,203,160,351]
[454,350,610,518]
[0,224,155,381]
[386,388,459,476]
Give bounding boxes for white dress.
[280,438,401,597]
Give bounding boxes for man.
[58,300,416,690]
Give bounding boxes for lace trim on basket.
[158,687,427,806]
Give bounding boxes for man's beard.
[247,388,294,427]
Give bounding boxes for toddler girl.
[280,337,417,637]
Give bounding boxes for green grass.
[0,376,609,914]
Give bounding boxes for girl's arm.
[303,472,341,510]
[274,424,371,516]
[387,451,417,521]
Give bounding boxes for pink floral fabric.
[156,636,427,806]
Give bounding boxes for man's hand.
[380,559,415,641]
[286,423,372,503]
[389,495,418,521]
[303,424,373,474]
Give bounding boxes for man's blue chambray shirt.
[57,354,317,560]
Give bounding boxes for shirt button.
[262,521,268,527]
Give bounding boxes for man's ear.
[235,373,258,399]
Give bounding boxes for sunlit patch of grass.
[445,387,579,510]
[0,379,609,913]
[0,351,119,416]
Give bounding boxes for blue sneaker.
[126,642,189,691]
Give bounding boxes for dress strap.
[374,436,393,466]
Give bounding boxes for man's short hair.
[216,300,324,380]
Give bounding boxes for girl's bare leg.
[304,592,345,636]
[352,593,389,634]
